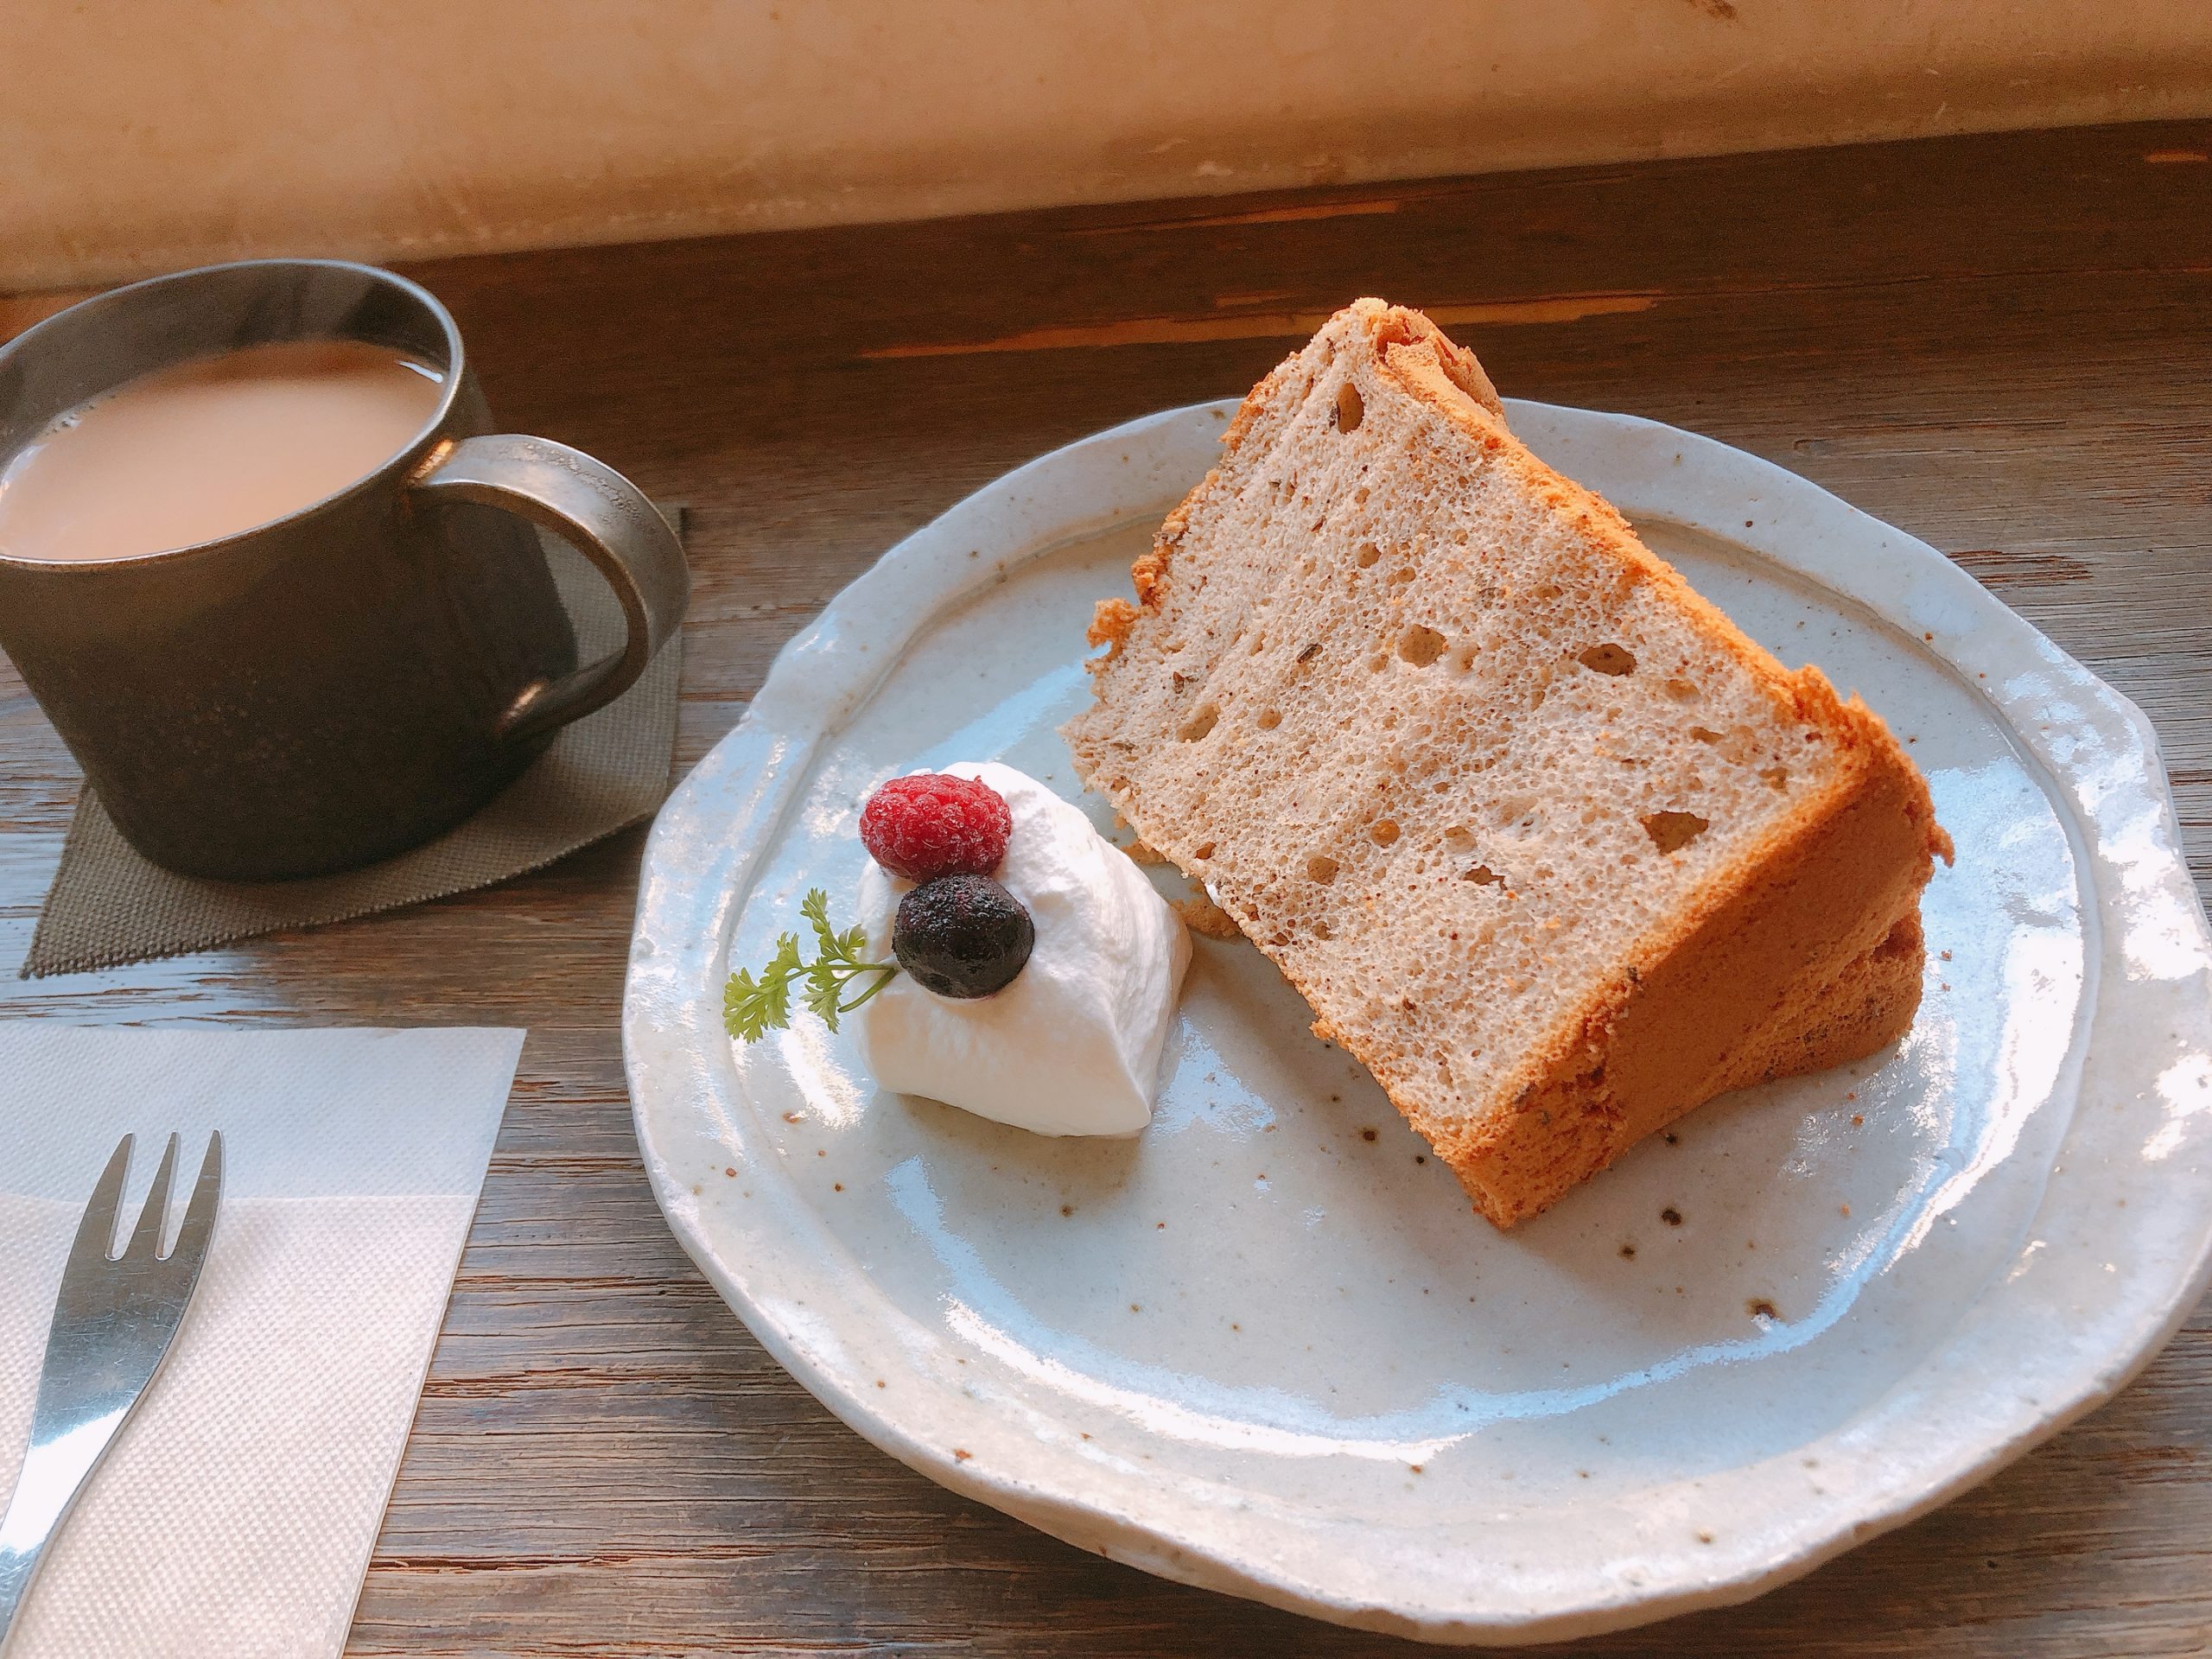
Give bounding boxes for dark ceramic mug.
[0,258,688,880]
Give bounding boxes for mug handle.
[409,434,690,741]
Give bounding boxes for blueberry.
[893,874,1033,999]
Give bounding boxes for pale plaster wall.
[9,1,2212,291]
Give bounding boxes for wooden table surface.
[3,119,2210,1656]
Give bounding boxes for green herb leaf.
[800,887,839,952]
[723,891,900,1043]
[803,957,846,1033]
[721,967,770,1043]
[762,933,802,1023]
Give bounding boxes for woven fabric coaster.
[20,509,686,978]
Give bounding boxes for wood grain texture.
[3,118,2210,1656]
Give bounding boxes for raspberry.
[860,772,1013,881]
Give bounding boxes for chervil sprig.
[723,887,899,1042]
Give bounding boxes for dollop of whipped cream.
[852,761,1190,1135]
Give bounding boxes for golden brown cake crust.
[1066,300,1948,1228]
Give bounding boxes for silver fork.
[0,1133,223,1649]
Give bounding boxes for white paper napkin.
[0,1024,524,1659]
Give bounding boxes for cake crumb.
[1176,893,1245,939]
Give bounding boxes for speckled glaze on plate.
[623,400,2212,1645]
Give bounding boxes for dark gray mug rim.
[0,257,465,571]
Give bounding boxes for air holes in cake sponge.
[1442,825,1475,853]
[1664,677,1700,702]
[1178,705,1219,741]
[1356,542,1381,569]
[1465,864,1503,886]
[1192,841,1216,861]
[1336,383,1364,432]
[1642,810,1709,854]
[1306,855,1339,884]
[1370,820,1401,846]
[1578,643,1636,676]
[1399,626,1447,667]
[1760,766,1789,790]
[1256,708,1281,730]
[1688,727,1724,744]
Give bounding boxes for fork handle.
[0,1427,125,1653]
[0,1537,41,1649]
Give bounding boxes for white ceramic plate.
[623,400,2212,1645]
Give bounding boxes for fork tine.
[165,1130,224,1272]
[125,1132,180,1258]
[67,1134,134,1266]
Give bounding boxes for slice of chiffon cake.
[1064,299,1949,1227]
